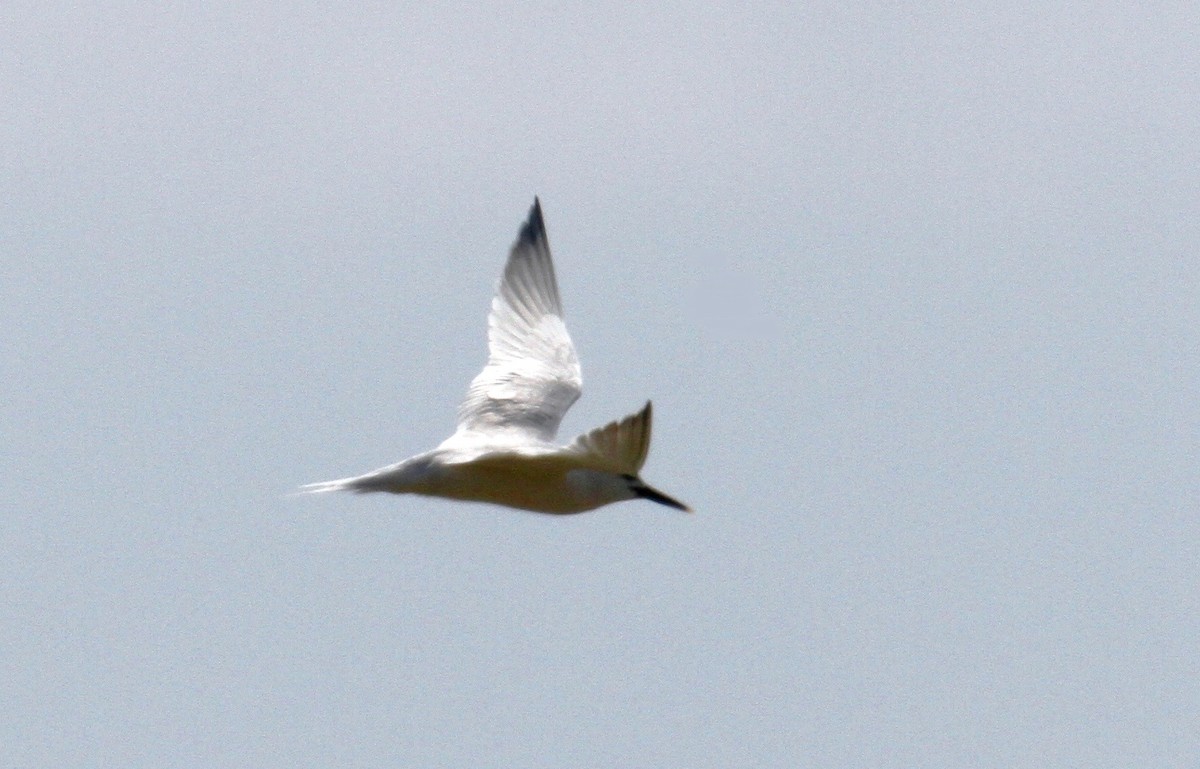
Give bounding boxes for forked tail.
[298,477,359,494]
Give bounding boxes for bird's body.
[307,447,632,514]
[302,198,688,514]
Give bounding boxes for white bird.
[302,198,689,514]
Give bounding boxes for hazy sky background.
[3,2,1197,767]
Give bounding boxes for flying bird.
[302,198,689,514]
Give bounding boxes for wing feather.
[454,199,582,442]
[568,401,653,474]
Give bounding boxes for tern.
[302,198,689,514]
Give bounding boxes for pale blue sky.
[3,2,1198,767]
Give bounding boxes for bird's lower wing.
[567,401,654,475]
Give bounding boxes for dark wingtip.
[517,197,546,248]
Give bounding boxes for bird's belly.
[417,459,600,514]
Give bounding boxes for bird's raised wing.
[453,198,582,443]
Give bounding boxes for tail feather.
[298,478,359,494]
[568,401,653,474]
